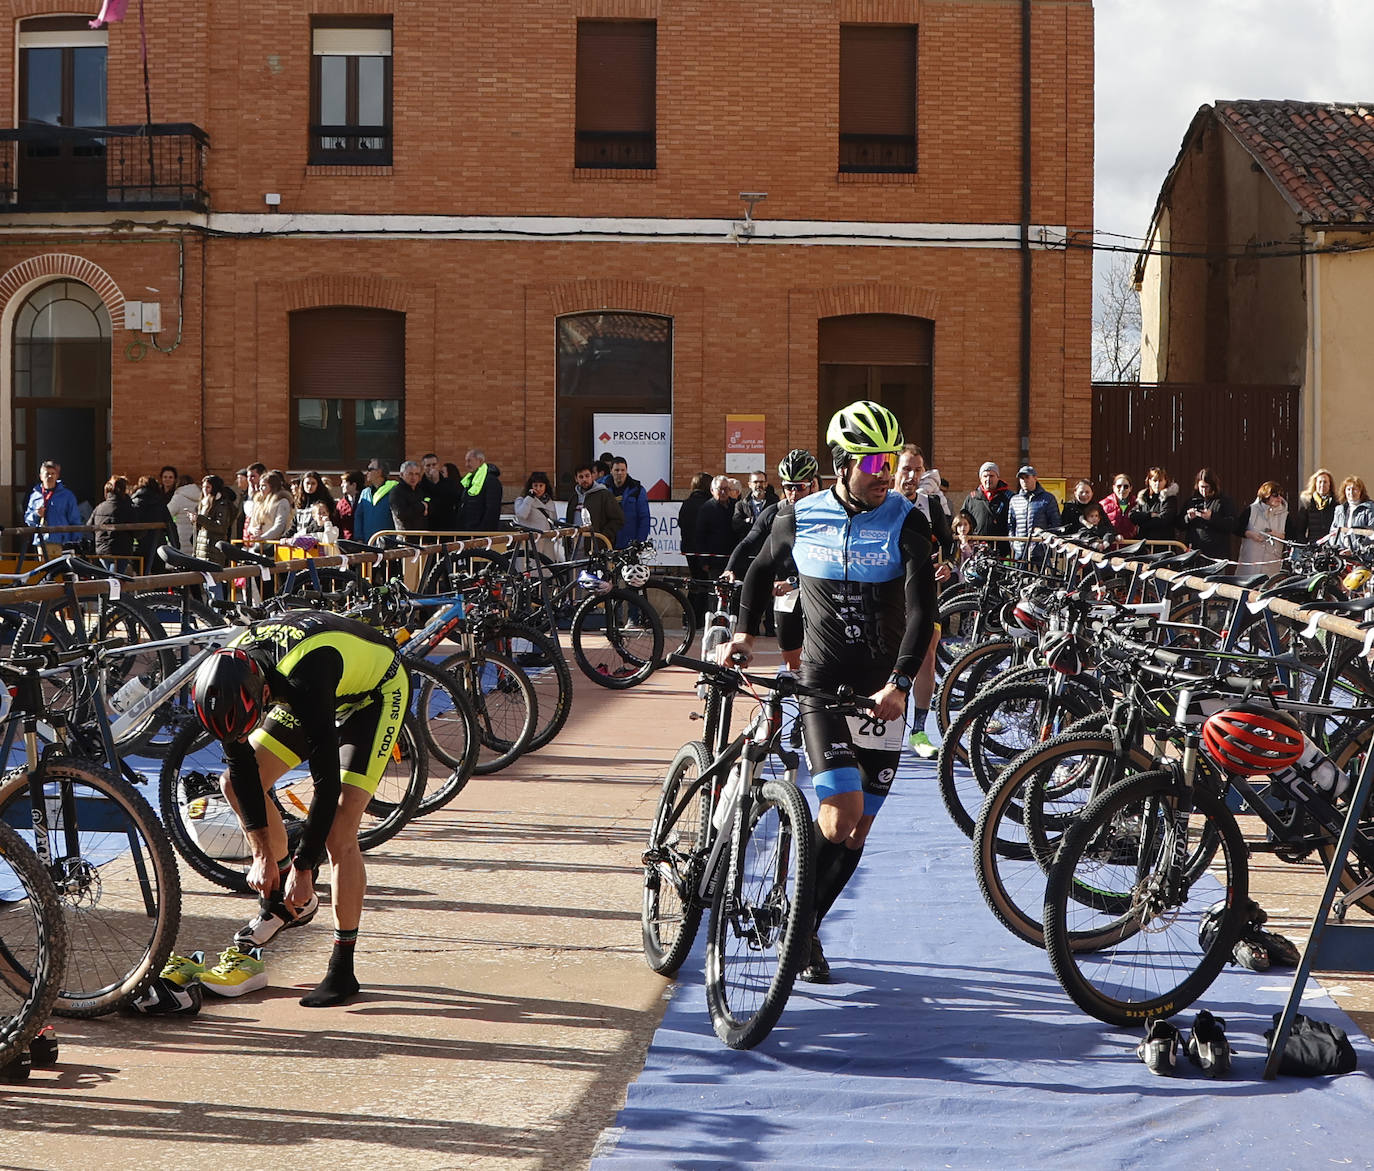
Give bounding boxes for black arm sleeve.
[894,510,937,679]
[226,738,268,832]
[739,507,796,636]
[725,502,777,577]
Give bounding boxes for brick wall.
[0,0,1094,515]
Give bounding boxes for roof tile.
[1218,99,1374,223]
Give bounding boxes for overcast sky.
[1094,0,1369,284]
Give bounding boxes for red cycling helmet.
[192,647,267,742]
[1200,704,1304,776]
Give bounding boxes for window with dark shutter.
[310,17,393,166]
[290,308,405,468]
[838,25,917,173]
[576,20,656,170]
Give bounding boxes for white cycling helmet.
[621,563,651,588]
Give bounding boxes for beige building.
[1136,100,1374,484]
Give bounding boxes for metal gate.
[1091,382,1300,501]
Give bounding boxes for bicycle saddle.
[158,545,225,575]
[38,552,138,582]
[1298,594,1374,616]
[215,540,276,568]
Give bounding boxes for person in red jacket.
[1099,472,1139,540]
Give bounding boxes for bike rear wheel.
[0,820,67,1067]
[571,588,665,689]
[0,760,180,1017]
[641,741,712,976]
[158,712,426,890]
[481,622,572,752]
[440,650,537,775]
[705,778,814,1050]
[1042,772,1249,1026]
[641,578,697,661]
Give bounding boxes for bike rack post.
[1263,740,1374,1079]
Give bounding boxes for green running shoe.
[159,951,209,988]
[909,731,937,759]
[200,946,268,998]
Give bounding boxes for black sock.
[813,833,865,929]
[299,928,360,1007]
[912,707,929,730]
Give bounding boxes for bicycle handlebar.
[666,652,875,711]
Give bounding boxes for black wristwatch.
[888,673,913,693]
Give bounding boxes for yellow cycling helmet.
[826,400,903,469]
[1344,566,1370,593]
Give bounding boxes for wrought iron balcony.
[309,124,392,167]
[0,122,209,213]
[839,132,917,174]
[575,130,656,170]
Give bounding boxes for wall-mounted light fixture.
[729,191,767,243]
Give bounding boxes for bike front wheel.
[705,778,815,1050]
[1042,771,1249,1027]
[0,760,181,1017]
[642,741,713,976]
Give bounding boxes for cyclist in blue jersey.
[720,401,936,982]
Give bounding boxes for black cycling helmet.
[192,647,267,742]
[777,448,820,484]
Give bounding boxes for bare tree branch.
[1092,253,1142,382]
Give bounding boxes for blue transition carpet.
[594,753,1374,1170]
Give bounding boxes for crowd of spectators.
[955,462,1374,566]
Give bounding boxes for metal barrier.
[2,522,175,575]
[0,525,593,606]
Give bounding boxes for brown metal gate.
[1091,382,1300,502]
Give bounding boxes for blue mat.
[594,754,1374,1170]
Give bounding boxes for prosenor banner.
[593,413,672,500]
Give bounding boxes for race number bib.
[774,587,799,613]
[846,710,905,752]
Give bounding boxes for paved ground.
[0,663,689,1171]
[3,649,1373,1169]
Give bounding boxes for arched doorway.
[11,278,112,520]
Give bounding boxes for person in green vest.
[458,448,504,530]
[355,459,399,542]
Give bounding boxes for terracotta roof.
[1216,99,1374,224]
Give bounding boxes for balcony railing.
[309,124,392,167]
[0,122,209,212]
[575,130,656,170]
[839,132,917,174]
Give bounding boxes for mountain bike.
[641,653,870,1049]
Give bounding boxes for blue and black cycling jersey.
[739,485,936,689]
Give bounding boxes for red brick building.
[0,0,1093,522]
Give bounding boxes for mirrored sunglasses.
[781,481,809,490]
[855,452,897,476]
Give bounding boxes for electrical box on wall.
[123,301,162,333]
